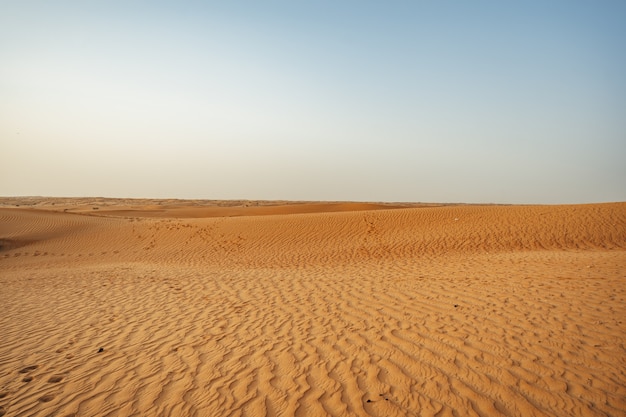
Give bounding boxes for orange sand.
[1,198,625,416]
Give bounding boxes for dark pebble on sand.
[98,347,104,353]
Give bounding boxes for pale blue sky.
[1,1,625,203]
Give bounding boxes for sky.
[1,1,625,203]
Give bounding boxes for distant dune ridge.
[1,198,625,417]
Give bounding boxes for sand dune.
[1,200,625,416]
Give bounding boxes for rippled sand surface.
[1,199,625,416]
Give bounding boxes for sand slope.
[1,201,625,416]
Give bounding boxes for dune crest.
[1,200,625,416]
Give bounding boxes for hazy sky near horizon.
[1,1,625,203]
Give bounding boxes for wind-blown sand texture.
[1,198,625,417]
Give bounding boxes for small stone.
[366,399,372,403]
[98,347,104,353]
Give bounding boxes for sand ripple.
[1,202,625,416]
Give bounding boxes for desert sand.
[1,198,625,417]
